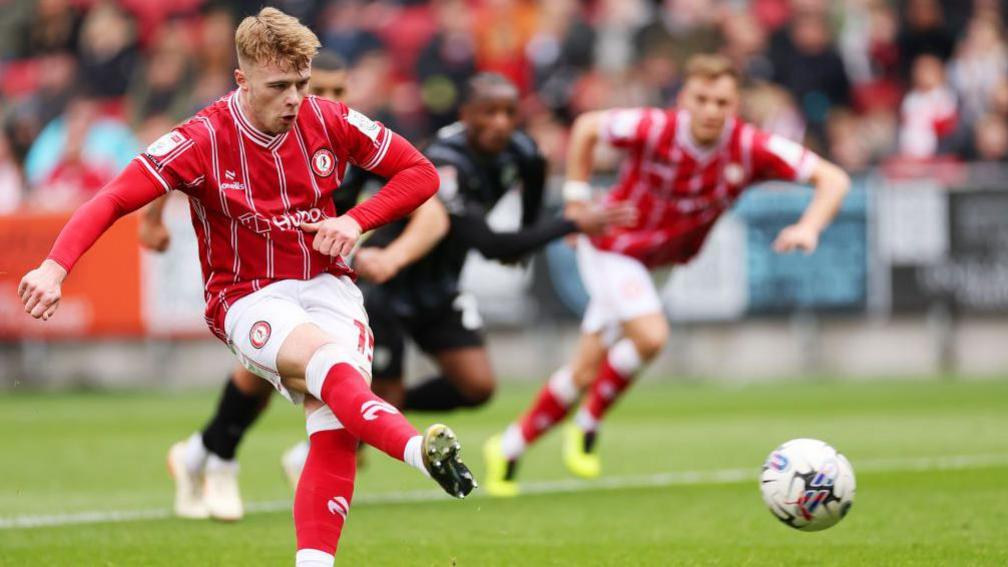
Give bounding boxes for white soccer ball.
[759,438,856,531]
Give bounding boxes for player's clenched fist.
[300,215,362,258]
[18,259,68,321]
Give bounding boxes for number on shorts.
[354,320,375,362]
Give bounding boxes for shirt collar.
[229,90,287,150]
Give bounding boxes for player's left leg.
[563,312,669,478]
[168,366,273,520]
[293,397,357,566]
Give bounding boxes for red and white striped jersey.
[593,107,821,267]
[135,91,394,339]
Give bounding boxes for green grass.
[1,379,1007,565]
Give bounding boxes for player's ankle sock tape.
[295,549,334,567]
[546,367,578,405]
[609,338,643,377]
[305,406,343,436]
[200,377,266,461]
[305,343,356,400]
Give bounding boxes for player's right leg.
[282,309,408,488]
[483,331,607,497]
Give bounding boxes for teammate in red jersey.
[483,54,852,496]
[17,8,474,565]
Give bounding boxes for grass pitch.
[1,378,1007,565]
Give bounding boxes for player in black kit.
[353,73,635,413]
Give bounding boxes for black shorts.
[365,291,484,381]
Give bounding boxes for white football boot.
[281,441,310,488]
[167,441,209,519]
[203,455,243,521]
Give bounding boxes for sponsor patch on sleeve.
[346,109,382,142]
[145,131,188,158]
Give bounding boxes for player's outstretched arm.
[19,160,168,320]
[450,202,635,262]
[301,133,438,258]
[354,197,449,283]
[773,159,851,254]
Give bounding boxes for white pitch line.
[2,453,1006,530]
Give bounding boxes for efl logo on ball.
[249,321,271,349]
[312,148,336,178]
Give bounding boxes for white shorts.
[576,236,664,345]
[224,273,373,404]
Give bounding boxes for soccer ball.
[759,438,856,531]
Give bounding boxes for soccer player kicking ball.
[483,54,851,497]
[18,8,475,565]
[139,50,401,523]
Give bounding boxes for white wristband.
[562,180,592,202]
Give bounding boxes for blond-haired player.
[19,8,474,564]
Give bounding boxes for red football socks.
[581,357,634,427]
[293,429,357,559]
[516,369,578,445]
[318,363,419,462]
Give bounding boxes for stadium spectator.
[184,4,236,114]
[126,34,195,125]
[77,2,140,101]
[318,0,385,66]
[898,54,958,158]
[720,8,772,82]
[24,95,138,198]
[972,113,1008,162]
[525,0,595,117]
[471,0,539,91]
[769,10,851,145]
[18,0,82,57]
[897,0,954,76]
[416,0,478,131]
[948,14,1007,129]
[633,0,723,68]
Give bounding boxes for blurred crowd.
[1,0,1007,214]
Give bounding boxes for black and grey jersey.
[364,122,552,316]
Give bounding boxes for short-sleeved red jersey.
[135,91,396,339]
[593,107,821,267]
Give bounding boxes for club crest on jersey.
[724,162,745,185]
[249,321,271,349]
[312,148,336,178]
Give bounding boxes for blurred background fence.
[1,0,1007,387]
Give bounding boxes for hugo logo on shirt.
[238,207,329,234]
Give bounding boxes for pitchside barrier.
[1,162,1006,341]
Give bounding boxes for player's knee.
[630,325,668,361]
[461,378,495,407]
[304,343,367,399]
